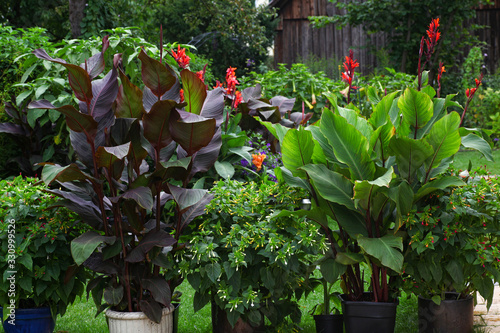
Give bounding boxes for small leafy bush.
[186,179,324,329]
[0,176,88,316]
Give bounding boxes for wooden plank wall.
[274,0,499,75]
[273,0,388,75]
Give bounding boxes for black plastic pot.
[172,303,180,333]
[313,314,344,333]
[339,293,398,333]
[418,292,474,333]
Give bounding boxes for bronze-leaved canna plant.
[27,35,225,323]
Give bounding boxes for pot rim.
[105,304,174,320]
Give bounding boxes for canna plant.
[270,82,493,303]
[27,37,224,323]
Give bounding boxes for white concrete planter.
[106,305,174,333]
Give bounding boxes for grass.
[452,149,500,174]
[1,282,419,333]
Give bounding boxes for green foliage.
[0,176,89,317]
[404,166,500,307]
[187,179,324,328]
[240,63,343,117]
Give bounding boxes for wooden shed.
[271,0,500,74]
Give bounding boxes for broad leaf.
[138,48,176,97]
[71,231,116,266]
[82,35,109,80]
[103,285,123,306]
[139,298,162,323]
[398,87,433,131]
[41,163,95,185]
[121,187,154,210]
[414,176,464,202]
[181,69,206,115]
[33,48,93,104]
[281,127,314,177]
[170,110,216,155]
[424,112,461,171]
[200,87,225,127]
[143,100,177,150]
[461,134,493,161]
[142,277,171,306]
[389,137,434,181]
[214,161,234,179]
[320,258,346,284]
[358,235,403,273]
[354,168,393,210]
[114,68,145,118]
[167,185,210,211]
[300,164,354,209]
[126,229,176,262]
[206,262,221,283]
[320,109,375,180]
[79,67,118,119]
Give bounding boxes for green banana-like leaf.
[181,69,206,115]
[414,176,464,202]
[353,167,393,210]
[389,137,434,181]
[461,134,493,162]
[424,112,461,171]
[369,91,399,128]
[300,164,354,210]
[388,180,414,231]
[71,231,116,266]
[281,127,314,177]
[358,235,403,273]
[337,107,373,141]
[398,87,433,131]
[369,122,395,165]
[320,108,375,181]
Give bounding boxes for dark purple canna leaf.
[81,35,109,80]
[143,100,177,151]
[139,298,162,323]
[290,112,313,126]
[153,157,192,182]
[28,100,98,138]
[166,184,210,211]
[79,67,119,119]
[96,142,131,180]
[0,123,27,136]
[180,69,206,115]
[33,48,93,105]
[125,229,176,263]
[126,121,149,174]
[120,186,153,210]
[141,277,171,307]
[200,87,225,127]
[4,102,23,121]
[114,68,145,118]
[270,96,296,115]
[138,48,177,98]
[84,253,119,275]
[179,191,214,232]
[177,128,222,180]
[170,109,216,156]
[41,163,96,185]
[48,189,103,228]
[241,84,262,101]
[142,81,181,112]
[259,109,281,123]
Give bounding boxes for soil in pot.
[418,292,474,333]
[1,306,56,333]
[340,293,398,333]
[313,314,343,333]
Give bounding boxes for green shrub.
[0,176,89,316]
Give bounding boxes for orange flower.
[180,88,184,103]
[252,153,266,171]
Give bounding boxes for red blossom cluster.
[465,76,483,98]
[171,45,190,69]
[213,67,242,108]
[437,62,445,98]
[425,18,441,62]
[342,50,359,87]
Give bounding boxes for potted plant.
[27,35,224,332]
[186,178,323,332]
[0,176,88,333]
[403,166,500,333]
[308,273,343,333]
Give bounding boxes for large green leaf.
[143,100,177,150]
[369,91,399,128]
[358,235,403,273]
[389,137,434,181]
[388,180,414,231]
[424,112,461,171]
[461,134,493,161]
[71,231,116,266]
[138,48,176,98]
[205,262,221,283]
[181,69,206,115]
[281,127,314,177]
[300,164,354,209]
[369,122,395,165]
[353,167,393,210]
[337,107,373,141]
[170,110,216,156]
[398,87,433,131]
[414,176,464,202]
[308,125,339,165]
[320,108,375,180]
[114,68,145,118]
[320,258,346,284]
[416,94,456,139]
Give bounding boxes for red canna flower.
[225,67,239,95]
[342,49,359,104]
[214,80,224,89]
[196,70,205,83]
[233,91,242,109]
[424,18,440,64]
[437,62,445,98]
[461,73,483,126]
[171,45,190,69]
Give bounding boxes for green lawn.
[453,149,500,174]
[1,281,419,333]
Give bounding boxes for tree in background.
[309,0,491,80]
